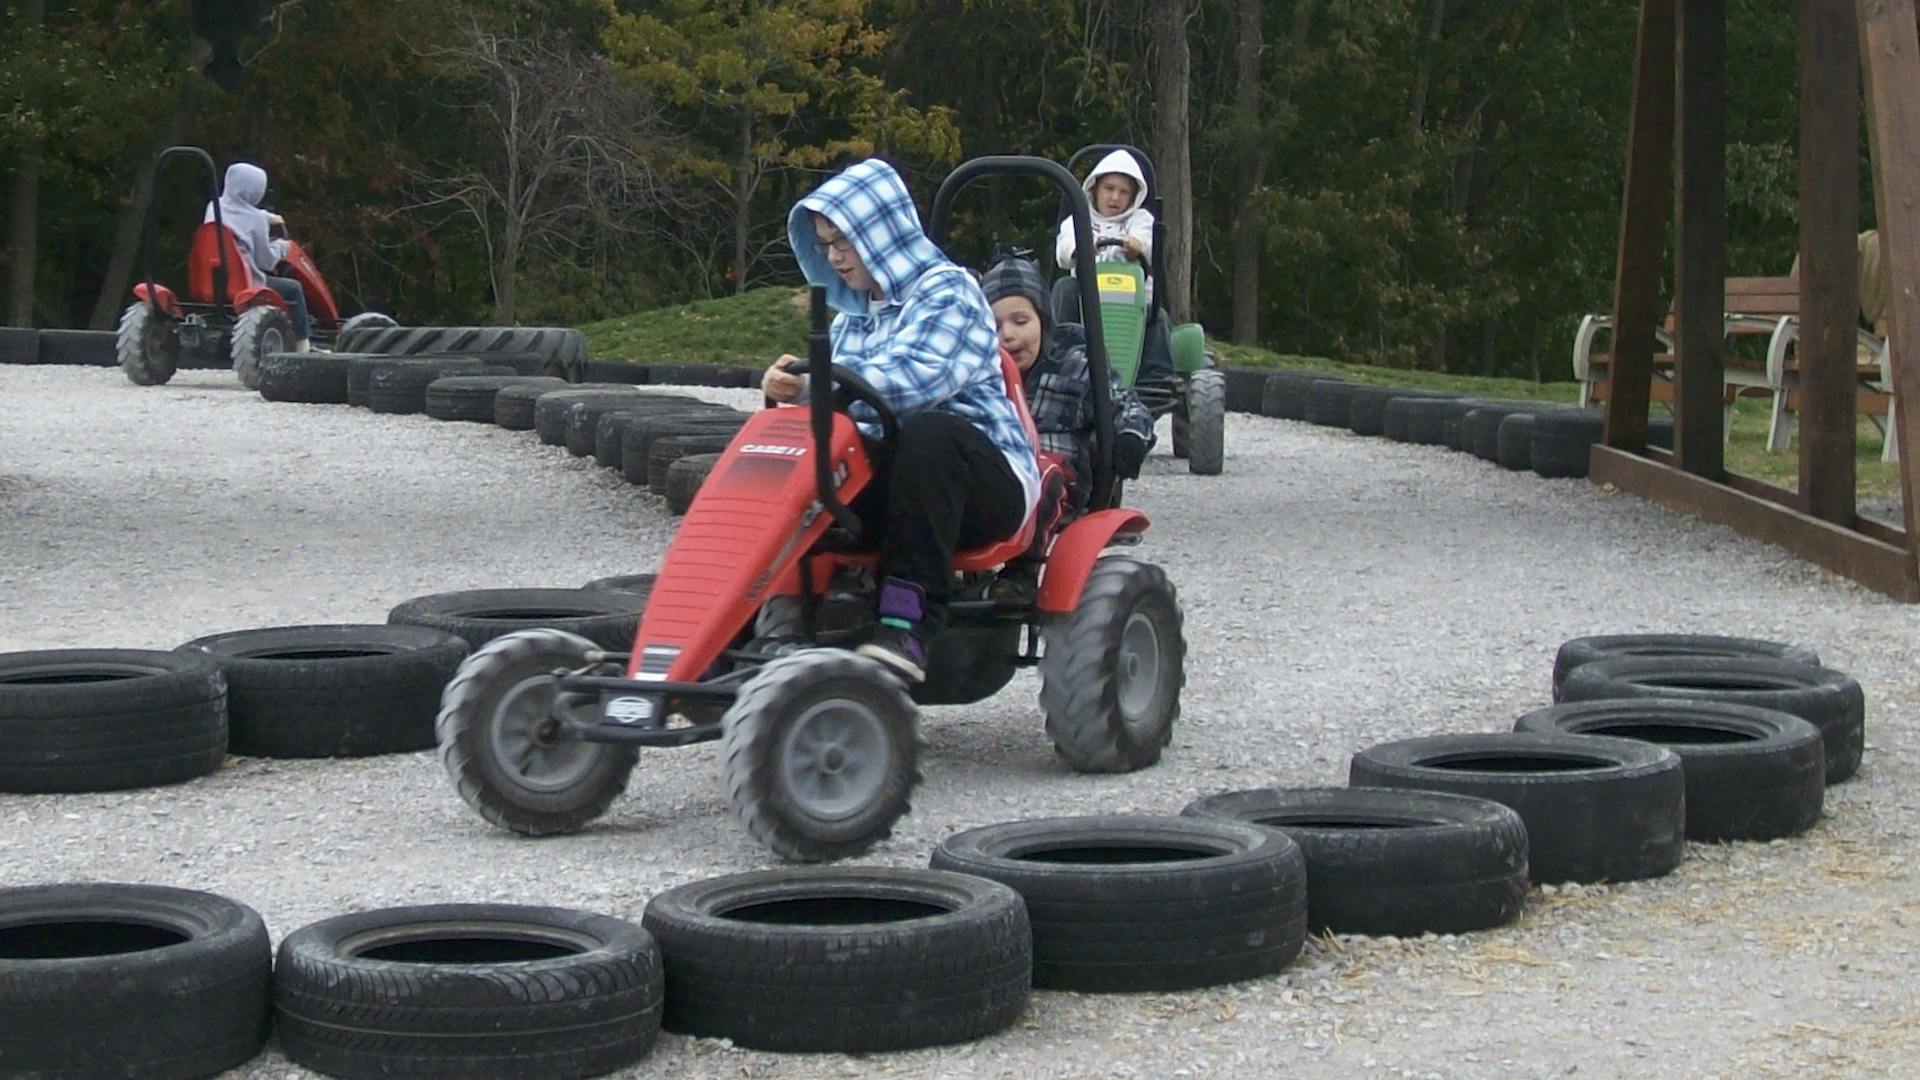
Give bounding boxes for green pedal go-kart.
[1057,143,1224,476]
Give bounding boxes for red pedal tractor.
[436,156,1187,861]
[117,145,393,388]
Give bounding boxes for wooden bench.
[1572,275,1898,461]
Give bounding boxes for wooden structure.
[1590,0,1920,601]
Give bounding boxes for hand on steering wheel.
[827,363,899,445]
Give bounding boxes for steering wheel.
[1095,237,1129,251]
[826,362,900,444]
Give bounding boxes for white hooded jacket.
[202,162,277,277]
[1053,149,1154,278]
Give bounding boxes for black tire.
[230,305,292,389]
[1438,397,1505,451]
[388,587,646,651]
[257,351,352,403]
[580,360,651,384]
[534,389,647,446]
[437,629,637,835]
[1304,378,1360,426]
[1495,412,1538,470]
[0,325,38,364]
[178,624,469,758]
[0,649,227,793]
[1038,557,1186,773]
[1184,368,1225,474]
[622,412,747,486]
[643,867,1028,1052]
[334,325,589,381]
[1530,410,1609,478]
[1558,656,1864,784]
[1382,395,1463,445]
[580,573,657,607]
[346,355,450,408]
[1351,387,1447,437]
[1182,787,1528,936]
[41,327,118,366]
[1464,402,1563,461]
[117,302,179,385]
[495,381,612,430]
[0,883,271,1080]
[1514,699,1825,841]
[367,360,513,414]
[424,375,566,422]
[721,649,924,861]
[1349,732,1686,884]
[931,815,1307,992]
[1552,633,1820,701]
[666,453,721,515]
[337,311,399,336]
[648,431,741,495]
[644,362,756,388]
[591,401,717,469]
[1259,372,1323,420]
[275,903,661,1080]
[1221,366,1270,414]
[567,394,721,458]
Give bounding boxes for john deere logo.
[1096,273,1136,294]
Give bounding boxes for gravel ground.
[1,365,1916,1079]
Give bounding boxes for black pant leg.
[873,411,1026,614]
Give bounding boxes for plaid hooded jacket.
[787,160,1039,511]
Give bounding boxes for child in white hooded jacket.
[1052,149,1154,305]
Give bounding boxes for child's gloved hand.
[1122,236,1145,260]
[763,354,806,403]
[1114,431,1150,479]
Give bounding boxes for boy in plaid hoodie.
[763,159,1038,683]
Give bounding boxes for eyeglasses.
[811,235,855,256]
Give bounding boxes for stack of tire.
[509,382,748,515]
[1226,366,1678,478]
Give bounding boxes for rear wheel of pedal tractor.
[1185,368,1225,475]
[1039,557,1186,773]
[230,306,292,390]
[721,650,923,862]
[117,302,180,386]
[436,629,637,835]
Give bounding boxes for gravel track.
[1,365,1915,1079]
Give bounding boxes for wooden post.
[1674,0,1727,477]
[1858,0,1920,546]
[1800,0,1861,524]
[1605,0,1678,451]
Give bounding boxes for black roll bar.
[927,155,1118,513]
[139,146,229,316]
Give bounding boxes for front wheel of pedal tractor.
[1185,368,1225,475]
[117,301,180,386]
[721,650,924,862]
[436,629,637,835]
[1171,389,1190,459]
[1039,557,1187,773]
[230,305,292,390]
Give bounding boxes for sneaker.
[858,622,926,683]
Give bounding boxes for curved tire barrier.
[642,867,1030,1052]
[493,382,629,431]
[1381,395,1463,445]
[0,649,227,793]
[666,453,721,515]
[1558,656,1864,784]
[1514,699,1825,841]
[1183,787,1527,936]
[388,588,646,651]
[178,624,469,758]
[1350,387,1448,437]
[0,883,271,1079]
[931,815,1307,992]
[424,375,567,423]
[257,351,353,404]
[367,361,512,415]
[1259,372,1323,420]
[1551,633,1821,701]
[622,413,747,487]
[592,401,723,470]
[276,903,662,1079]
[1350,732,1686,884]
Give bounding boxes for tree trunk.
[88,79,201,330]
[733,107,752,295]
[1227,0,1265,345]
[1409,0,1448,134]
[494,219,519,324]
[1149,0,1194,324]
[7,0,46,326]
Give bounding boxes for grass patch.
[578,287,1902,501]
